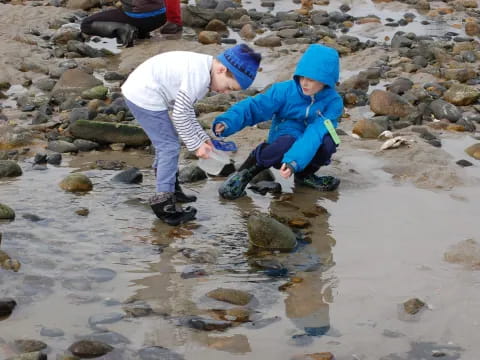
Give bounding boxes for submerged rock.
[206,288,253,305]
[0,203,15,220]
[184,316,232,331]
[122,301,153,318]
[40,327,65,337]
[14,339,48,353]
[248,181,282,195]
[247,214,297,251]
[465,143,480,160]
[138,346,185,360]
[444,238,480,267]
[68,340,113,358]
[111,167,143,184]
[6,352,47,360]
[291,352,334,360]
[59,173,93,192]
[0,160,22,178]
[403,298,426,315]
[0,298,16,317]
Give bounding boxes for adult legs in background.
[81,9,166,46]
[161,0,183,34]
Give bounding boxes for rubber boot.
[218,152,264,200]
[150,193,196,226]
[294,174,340,191]
[160,22,183,34]
[86,21,138,47]
[175,172,197,203]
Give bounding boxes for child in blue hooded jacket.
[212,44,343,200]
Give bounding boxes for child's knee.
[155,142,180,157]
[323,135,337,154]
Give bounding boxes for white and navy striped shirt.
[122,51,212,151]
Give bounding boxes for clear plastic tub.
[198,149,230,175]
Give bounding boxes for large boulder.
[69,120,149,146]
[51,69,102,103]
[247,213,297,251]
[369,90,414,117]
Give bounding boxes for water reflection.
[269,188,338,339]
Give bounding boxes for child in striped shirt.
[122,44,261,226]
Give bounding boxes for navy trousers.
[252,134,337,177]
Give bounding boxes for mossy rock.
[0,203,15,220]
[0,160,22,178]
[69,120,149,146]
[59,173,93,192]
[81,85,108,100]
[247,214,297,251]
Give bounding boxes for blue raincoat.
[212,44,343,172]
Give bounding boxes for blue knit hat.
[217,44,262,90]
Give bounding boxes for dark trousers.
[252,134,337,177]
[81,8,166,38]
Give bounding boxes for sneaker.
[160,22,183,34]
[294,174,340,192]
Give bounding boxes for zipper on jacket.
[305,96,315,120]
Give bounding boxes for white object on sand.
[380,136,413,150]
[378,130,393,139]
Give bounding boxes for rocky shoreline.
[1,0,480,359]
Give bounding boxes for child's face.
[299,77,325,96]
[211,69,242,94]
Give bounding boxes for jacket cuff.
[286,162,297,173]
[213,121,228,136]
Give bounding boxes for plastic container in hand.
[198,149,230,176]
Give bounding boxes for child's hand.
[280,163,293,179]
[214,123,225,136]
[195,141,213,159]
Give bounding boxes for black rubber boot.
[294,174,340,191]
[150,194,196,226]
[218,152,264,200]
[175,172,197,203]
[86,21,138,47]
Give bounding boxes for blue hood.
[293,44,340,89]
